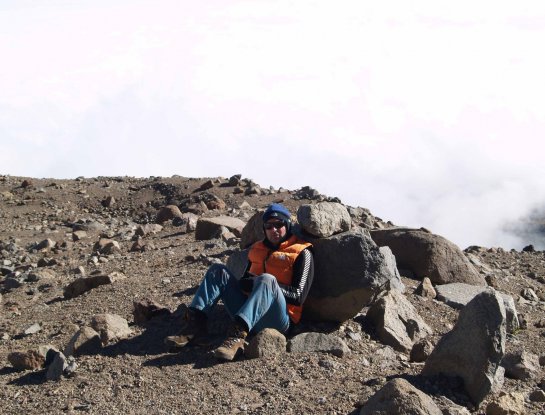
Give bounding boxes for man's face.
[264,219,287,245]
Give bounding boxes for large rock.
[90,314,132,344]
[195,216,246,241]
[435,283,519,333]
[422,290,506,405]
[370,227,486,286]
[366,290,432,353]
[304,229,404,322]
[360,378,442,415]
[296,202,351,238]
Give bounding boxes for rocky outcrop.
[370,227,486,286]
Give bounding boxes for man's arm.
[279,248,314,306]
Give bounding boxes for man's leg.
[190,263,247,316]
[213,274,290,361]
[235,274,291,333]
[165,263,246,349]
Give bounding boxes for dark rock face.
[304,228,404,322]
[370,227,486,286]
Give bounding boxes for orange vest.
[248,235,312,324]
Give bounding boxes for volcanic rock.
[304,228,404,322]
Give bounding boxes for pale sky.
[1,1,544,249]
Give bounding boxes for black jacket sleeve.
[278,248,314,306]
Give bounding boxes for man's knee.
[254,274,279,289]
[206,263,232,281]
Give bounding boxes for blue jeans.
[190,264,291,333]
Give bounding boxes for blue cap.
[262,203,291,224]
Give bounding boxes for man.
[165,203,314,361]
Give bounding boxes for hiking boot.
[212,322,248,361]
[164,307,209,350]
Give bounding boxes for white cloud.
[1,0,544,249]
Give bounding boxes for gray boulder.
[422,290,506,405]
[360,378,442,415]
[195,216,246,241]
[370,227,486,286]
[297,202,351,238]
[435,283,519,333]
[366,290,432,353]
[305,228,404,322]
[288,332,350,357]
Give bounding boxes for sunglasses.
[264,222,285,230]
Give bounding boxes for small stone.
[8,349,45,370]
[101,196,115,207]
[132,298,171,324]
[415,277,437,299]
[91,313,132,344]
[529,389,545,402]
[63,274,114,299]
[24,323,42,336]
[72,230,87,241]
[245,328,287,359]
[46,350,68,381]
[93,238,121,255]
[36,239,56,250]
[64,326,102,357]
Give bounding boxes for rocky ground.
[0,174,544,415]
